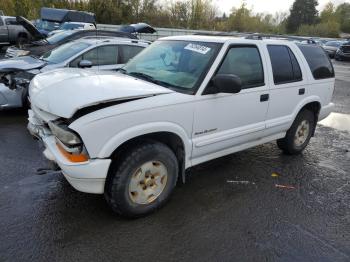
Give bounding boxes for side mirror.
[78,60,93,69]
[205,74,242,95]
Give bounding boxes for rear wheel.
[277,109,315,155]
[105,141,178,218]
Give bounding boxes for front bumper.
[28,110,111,194]
[5,47,27,58]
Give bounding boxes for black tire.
[105,141,178,218]
[277,109,315,155]
[21,87,30,109]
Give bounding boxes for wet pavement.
[0,62,349,262]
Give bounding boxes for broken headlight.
[48,120,82,147]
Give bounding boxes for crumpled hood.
[30,68,173,118]
[0,56,46,72]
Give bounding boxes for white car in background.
[48,22,96,36]
[28,36,335,218]
[0,37,149,109]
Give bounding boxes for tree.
[286,0,319,33]
[336,3,350,33]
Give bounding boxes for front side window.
[122,40,222,93]
[217,45,264,89]
[298,44,335,80]
[70,45,118,67]
[268,45,302,85]
[118,45,144,64]
[98,45,118,65]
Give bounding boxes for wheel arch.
[97,122,192,183]
[293,97,321,136]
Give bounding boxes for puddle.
[319,113,350,132]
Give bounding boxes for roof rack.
[244,33,316,44]
[193,32,316,44]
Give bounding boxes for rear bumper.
[28,110,111,194]
[319,103,334,121]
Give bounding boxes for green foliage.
[297,21,340,38]
[287,0,319,33]
[336,3,350,33]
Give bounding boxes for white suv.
[28,35,335,217]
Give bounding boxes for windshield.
[35,20,60,31]
[122,40,222,93]
[41,42,91,64]
[46,30,75,44]
[59,23,84,30]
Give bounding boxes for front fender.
[96,122,192,168]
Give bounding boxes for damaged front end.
[0,68,34,90]
[0,69,37,109]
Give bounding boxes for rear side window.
[217,45,264,89]
[118,45,144,64]
[267,45,302,85]
[5,18,17,25]
[298,44,335,80]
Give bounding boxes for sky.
[214,0,349,15]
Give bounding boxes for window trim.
[267,44,303,86]
[204,44,266,94]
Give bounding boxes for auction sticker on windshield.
[184,43,211,54]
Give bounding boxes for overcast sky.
[214,0,349,15]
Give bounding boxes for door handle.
[299,88,305,95]
[260,94,269,102]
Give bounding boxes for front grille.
[340,45,350,53]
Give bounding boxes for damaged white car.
[0,37,148,109]
[28,36,335,217]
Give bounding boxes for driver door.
[192,44,270,163]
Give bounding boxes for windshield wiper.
[128,71,156,82]
[125,71,184,91]
[117,68,127,73]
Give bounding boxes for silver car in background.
[0,37,149,109]
[323,40,345,58]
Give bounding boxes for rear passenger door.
[264,44,307,136]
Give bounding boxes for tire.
[105,141,178,218]
[21,87,30,109]
[277,109,315,155]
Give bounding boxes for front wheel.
[277,109,315,155]
[105,141,178,218]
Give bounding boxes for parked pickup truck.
[28,36,335,218]
[0,16,31,46]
